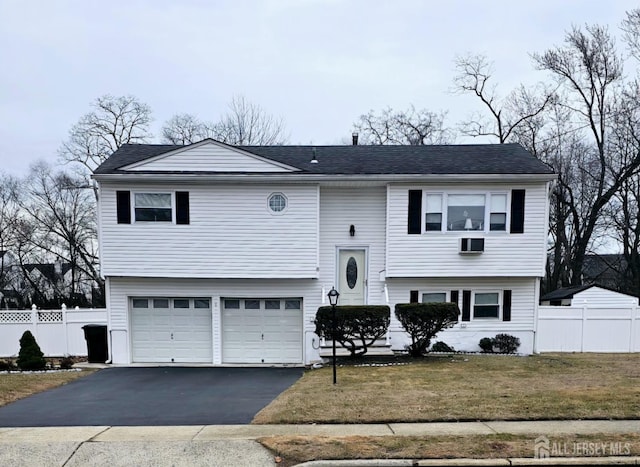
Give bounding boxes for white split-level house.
[93,139,556,365]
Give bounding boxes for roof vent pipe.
[310,147,318,164]
[352,132,359,146]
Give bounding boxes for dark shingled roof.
[540,284,594,301]
[94,141,554,176]
[541,283,640,302]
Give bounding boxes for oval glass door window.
[346,257,358,289]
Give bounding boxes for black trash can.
[82,324,108,363]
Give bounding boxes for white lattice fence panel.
[37,311,63,323]
[0,312,31,323]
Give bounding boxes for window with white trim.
[134,193,172,222]
[421,292,447,303]
[473,292,500,319]
[425,194,443,231]
[422,192,508,233]
[490,194,507,231]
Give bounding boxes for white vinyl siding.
[124,141,294,172]
[100,183,318,278]
[386,277,536,356]
[387,277,536,330]
[318,186,387,306]
[386,183,549,277]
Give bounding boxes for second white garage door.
[130,297,212,363]
[222,298,303,364]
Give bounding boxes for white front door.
[338,249,366,305]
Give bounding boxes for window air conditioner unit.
[460,238,484,254]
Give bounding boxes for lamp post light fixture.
[327,286,340,384]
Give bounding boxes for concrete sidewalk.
[1,420,639,466]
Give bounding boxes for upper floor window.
[490,194,507,231]
[447,194,485,231]
[135,193,172,222]
[425,194,443,232]
[420,192,509,233]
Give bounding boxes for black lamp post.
[327,286,340,384]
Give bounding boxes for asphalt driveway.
[0,367,303,426]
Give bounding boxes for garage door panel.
[131,298,212,363]
[222,298,302,364]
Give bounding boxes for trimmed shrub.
[431,341,455,353]
[59,356,75,370]
[493,333,521,354]
[479,337,494,353]
[315,305,390,357]
[395,302,460,357]
[0,360,16,371]
[17,330,46,371]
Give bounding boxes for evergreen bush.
[315,305,390,357]
[395,302,460,357]
[17,330,46,371]
[431,341,455,352]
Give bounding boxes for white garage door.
[130,297,212,363]
[222,298,303,364]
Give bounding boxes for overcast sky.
[0,0,637,175]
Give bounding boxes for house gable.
[120,139,299,173]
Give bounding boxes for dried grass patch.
[261,433,640,467]
[0,370,95,407]
[254,354,640,424]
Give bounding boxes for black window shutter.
[116,191,131,224]
[503,290,512,321]
[450,290,459,306]
[176,191,190,225]
[462,290,471,321]
[510,189,525,234]
[407,190,422,234]
[410,290,419,303]
[450,290,459,320]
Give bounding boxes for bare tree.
[622,8,640,60]
[59,95,153,173]
[0,173,20,304]
[531,24,640,288]
[18,163,102,306]
[215,95,287,145]
[162,96,287,145]
[453,54,554,143]
[161,113,212,145]
[353,106,454,145]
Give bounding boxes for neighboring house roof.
[94,140,554,176]
[582,254,627,284]
[540,284,594,301]
[24,264,57,282]
[541,283,639,301]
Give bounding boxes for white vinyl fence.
[0,305,107,357]
[536,303,640,352]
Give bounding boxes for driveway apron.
[0,367,302,426]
